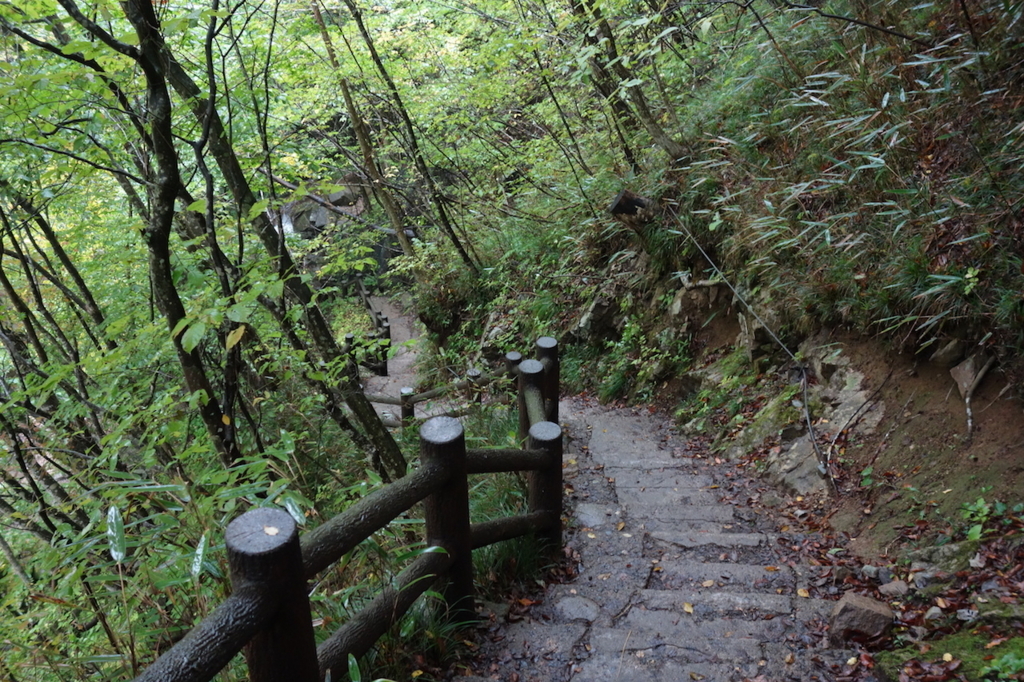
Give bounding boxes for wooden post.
[377,321,391,376]
[226,508,318,682]
[528,421,563,551]
[467,368,482,404]
[400,387,415,424]
[504,350,523,401]
[421,417,475,623]
[517,359,545,444]
[535,336,559,425]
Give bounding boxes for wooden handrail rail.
[133,586,279,682]
[301,462,448,578]
[316,549,453,677]
[130,336,561,682]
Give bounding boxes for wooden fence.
[131,337,561,682]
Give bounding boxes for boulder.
[878,580,910,598]
[829,592,894,645]
[950,353,991,399]
[763,434,827,496]
[568,293,619,343]
[929,339,965,368]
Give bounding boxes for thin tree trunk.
[160,46,407,479]
[580,0,689,162]
[341,0,479,275]
[341,79,418,261]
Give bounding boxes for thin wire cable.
[664,205,835,491]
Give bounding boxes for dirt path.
[365,302,853,681]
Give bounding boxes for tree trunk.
[160,49,407,479]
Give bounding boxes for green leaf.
[106,506,126,564]
[181,321,207,352]
[348,654,362,682]
[191,533,207,578]
[186,198,207,213]
[966,523,983,542]
[246,199,270,221]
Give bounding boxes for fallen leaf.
[617,522,626,531]
[702,579,716,587]
[684,602,694,614]
[765,566,779,572]
[797,588,810,598]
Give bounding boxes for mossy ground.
[875,632,1024,681]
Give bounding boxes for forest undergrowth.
[1,0,1023,679]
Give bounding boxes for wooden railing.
[364,338,559,429]
[131,337,561,682]
[344,277,391,377]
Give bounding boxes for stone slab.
[650,560,795,592]
[569,654,757,682]
[606,470,715,489]
[617,487,720,508]
[627,503,735,528]
[640,588,795,616]
[573,502,621,529]
[589,611,769,663]
[650,530,767,549]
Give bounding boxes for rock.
[735,301,783,363]
[907,626,929,641]
[555,596,600,623]
[929,339,965,368]
[923,606,944,621]
[763,434,826,496]
[568,290,622,343]
[910,563,950,590]
[799,334,847,385]
[478,600,511,622]
[877,567,894,585]
[905,541,978,574]
[780,422,806,441]
[829,593,894,645]
[950,353,991,399]
[833,566,854,585]
[878,580,909,597]
[860,565,879,581]
[678,417,705,435]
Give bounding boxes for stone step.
[650,530,767,549]
[589,609,775,663]
[617,486,720,507]
[638,588,836,622]
[569,654,758,682]
[626,503,736,530]
[649,559,796,593]
[606,470,716,489]
[639,588,796,616]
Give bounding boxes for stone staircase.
[456,398,852,682]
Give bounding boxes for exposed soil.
[815,332,1024,561]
